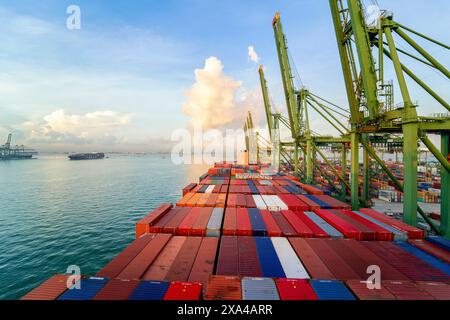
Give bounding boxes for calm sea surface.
[0,154,209,300]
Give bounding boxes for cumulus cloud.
[17,109,134,145]
[248,46,259,64]
[182,57,263,130]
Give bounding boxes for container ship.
[68,153,105,160]
[22,162,450,301]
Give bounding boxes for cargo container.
[328,210,377,240]
[149,208,182,233]
[271,237,310,279]
[271,195,289,211]
[295,212,329,238]
[222,208,237,236]
[281,210,313,237]
[165,237,203,281]
[128,281,170,300]
[177,193,194,207]
[297,195,321,210]
[426,236,450,251]
[162,207,191,234]
[408,240,450,264]
[382,281,435,300]
[259,210,282,237]
[163,282,202,300]
[313,209,362,240]
[254,237,286,278]
[314,195,351,209]
[359,208,424,239]
[261,195,280,211]
[58,277,108,300]
[216,236,239,275]
[310,280,356,300]
[143,236,186,280]
[204,276,242,300]
[253,194,268,210]
[415,281,450,300]
[183,183,197,196]
[136,204,173,238]
[277,194,309,211]
[345,280,395,300]
[242,277,280,300]
[177,207,202,236]
[236,208,252,236]
[191,208,214,236]
[338,210,394,241]
[275,279,318,300]
[188,237,219,288]
[21,274,69,300]
[304,211,343,238]
[353,211,407,241]
[288,238,335,279]
[118,233,172,280]
[206,208,224,237]
[93,279,139,300]
[238,236,263,277]
[271,211,298,237]
[247,208,267,236]
[97,233,157,278]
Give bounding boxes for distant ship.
[68,152,105,160]
[0,133,38,160]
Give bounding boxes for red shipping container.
[259,210,282,237]
[220,185,228,193]
[275,279,318,300]
[136,204,173,238]
[188,237,219,289]
[236,208,252,236]
[382,281,435,300]
[164,282,202,300]
[297,195,320,210]
[281,210,313,237]
[295,212,329,238]
[177,193,194,207]
[97,233,157,278]
[216,236,239,275]
[205,193,218,207]
[415,282,450,300]
[227,194,237,208]
[360,208,424,239]
[273,185,289,194]
[118,233,172,280]
[340,210,393,241]
[329,210,377,241]
[183,183,197,196]
[288,238,335,279]
[313,209,362,240]
[177,207,202,236]
[149,207,182,233]
[216,193,227,207]
[204,276,242,300]
[305,238,360,280]
[345,280,396,300]
[271,211,298,237]
[236,194,246,208]
[212,185,222,193]
[21,274,69,300]
[245,194,257,208]
[197,193,210,207]
[340,239,409,281]
[191,208,214,236]
[278,194,309,211]
[162,207,191,234]
[165,237,203,281]
[223,208,237,236]
[314,195,351,210]
[143,236,186,280]
[238,236,262,277]
[408,240,450,264]
[93,279,139,300]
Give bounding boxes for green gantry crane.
[329,0,450,236]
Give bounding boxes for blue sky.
[0,0,449,151]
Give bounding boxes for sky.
[0,0,449,152]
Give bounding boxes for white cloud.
[248,46,259,64]
[17,109,134,145]
[182,57,263,130]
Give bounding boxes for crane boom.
[258,65,274,139]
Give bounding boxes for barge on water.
[22,162,450,301]
[68,152,105,160]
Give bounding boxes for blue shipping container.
[128,281,170,300]
[254,237,286,278]
[248,208,267,237]
[310,280,356,300]
[303,195,331,209]
[58,277,108,300]
[426,236,450,252]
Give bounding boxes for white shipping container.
[205,185,215,193]
[261,195,279,211]
[270,237,310,279]
[271,195,289,211]
[252,195,267,210]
